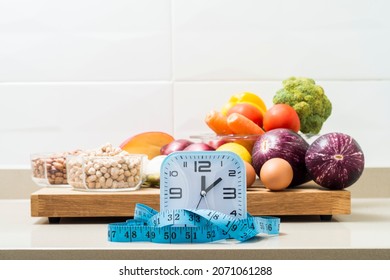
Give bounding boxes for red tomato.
[263,104,300,132]
[227,103,263,127]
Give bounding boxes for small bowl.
[66,154,147,192]
[31,153,70,187]
[190,133,262,153]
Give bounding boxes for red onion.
[183,143,215,151]
[160,139,193,155]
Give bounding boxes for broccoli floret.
[273,77,332,135]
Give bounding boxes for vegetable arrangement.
[252,128,311,188]
[126,77,365,191]
[205,92,267,136]
[203,77,365,191]
[273,77,332,135]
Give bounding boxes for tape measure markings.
[108,204,280,243]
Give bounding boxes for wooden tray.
[31,181,350,223]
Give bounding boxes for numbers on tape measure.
[108,204,280,244]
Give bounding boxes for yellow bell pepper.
[221,92,267,116]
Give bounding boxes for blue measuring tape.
[108,204,280,243]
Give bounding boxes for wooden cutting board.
[30,180,350,223]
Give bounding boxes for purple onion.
[305,132,364,189]
[183,143,215,151]
[252,128,311,187]
[160,139,194,155]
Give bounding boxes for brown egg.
[244,161,256,187]
[260,158,293,191]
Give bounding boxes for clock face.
[160,151,247,218]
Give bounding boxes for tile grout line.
[1,79,390,85]
[0,81,173,85]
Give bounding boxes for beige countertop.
[1,198,390,260]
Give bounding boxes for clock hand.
[201,175,206,192]
[195,196,203,210]
[195,191,210,209]
[196,177,222,209]
[196,176,208,209]
[203,195,210,209]
[205,177,222,193]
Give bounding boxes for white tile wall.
[0,83,173,166]
[0,0,171,81]
[0,0,389,168]
[173,0,390,81]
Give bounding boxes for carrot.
[227,113,265,135]
[205,110,234,135]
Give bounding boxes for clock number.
[194,161,211,172]
[228,170,236,176]
[223,187,236,199]
[169,187,182,199]
[230,210,237,216]
[169,170,178,177]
